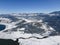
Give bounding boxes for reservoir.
[0,24,6,31]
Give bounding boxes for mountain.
[0,12,60,45]
[0,13,59,36]
[43,11,60,34]
[50,11,60,16]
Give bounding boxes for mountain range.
[0,11,60,45]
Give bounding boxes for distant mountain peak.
[50,11,60,14]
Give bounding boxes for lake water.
[0,24,6,31]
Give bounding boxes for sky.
[0,0,60,14]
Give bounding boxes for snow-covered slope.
[18,36,60,45]
[0,17,56,40]
[0,13,60,45]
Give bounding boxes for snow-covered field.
[0,31,60,45]
[19,36,60,45]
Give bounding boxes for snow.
[0,30,60,45]
[17,28,25,31]
[19,36,60,45]
[0,31,43,39]
[0,17,60,45]
[0,22,17,32]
